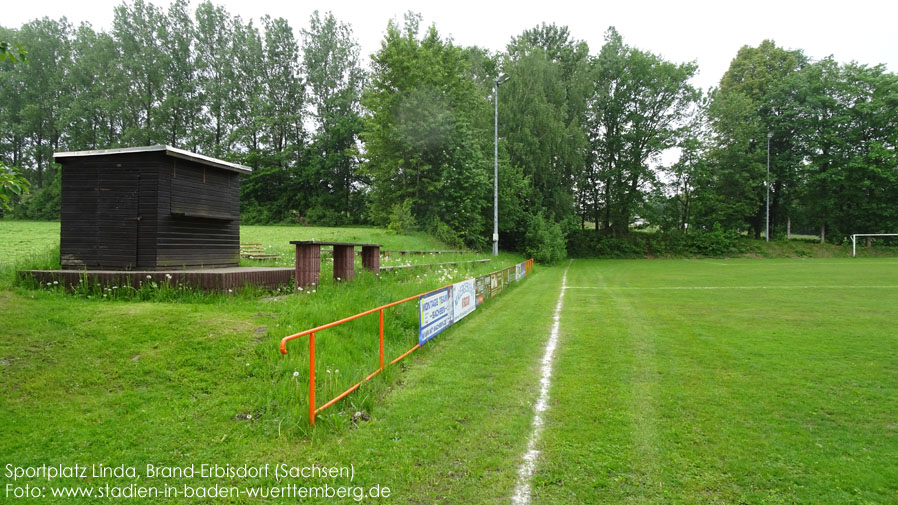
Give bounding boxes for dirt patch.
[235,411,261,421]
[350,411,371,426]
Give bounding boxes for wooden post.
[362,245,380,274]
[333,245,355,281]
[294,243,321,288]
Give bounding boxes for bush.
[426,218,464,249]
[523,213,567,264]
[387,200,416,235]
[9,172,60,220]
[686,224,742,257]
[566,225,746,259]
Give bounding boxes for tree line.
[2,2,896,260]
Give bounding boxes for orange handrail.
[280,260,534,425]
[280,291,424,353]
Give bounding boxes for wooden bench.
[290,241,382,287]
[240,242,279,260]
[382,249,467,258]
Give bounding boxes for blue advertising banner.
[419,287,452,345]
[451,278,477,323]
[516,262,526,281]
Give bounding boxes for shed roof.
[53,145,252,174]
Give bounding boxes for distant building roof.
[54,145,252,174]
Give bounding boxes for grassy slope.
[0,220,550,503]
[0,220,60,265]
[533,258,898,504]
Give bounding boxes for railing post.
[309,332,316,426]
[379,309,384,370]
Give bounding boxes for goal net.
[851,234,898,256]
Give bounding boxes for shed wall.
[59,151,241,270]
[155,158,240,268]
[60,154,163,270]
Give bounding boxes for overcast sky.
[5,0,898,91]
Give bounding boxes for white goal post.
[851,234,898,257]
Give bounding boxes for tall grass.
[250,258,517,437]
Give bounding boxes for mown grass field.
[1,221,897,503]
[534,258,898,504]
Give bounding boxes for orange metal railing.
[280,259,534,425]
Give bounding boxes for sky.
[4,0,898,92]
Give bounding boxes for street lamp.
[493,75,509,257]
[766,132,772,243]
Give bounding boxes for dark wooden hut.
[54,145,251,270]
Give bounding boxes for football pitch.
[524,258,898,504]
[2,253,897,503]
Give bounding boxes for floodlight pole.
[766,132,772,242]
[493,76,509,256]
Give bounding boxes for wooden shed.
[54,145,251,270]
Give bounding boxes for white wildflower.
[293,371,299,377]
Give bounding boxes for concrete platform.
[18,267,293,292]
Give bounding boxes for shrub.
[387,200,416,235]
[523,213,567,264]
[566,225,746,259]
[686,223,740,257]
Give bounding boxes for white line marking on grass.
[511,260,572,505]
[564,285,898,290]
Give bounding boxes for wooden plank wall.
[156,159,240,268]
[60,155,162,270]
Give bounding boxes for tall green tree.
[301,11,365,222]
[157,0,199,147]
[194,0,234,155]
[709,40,807,237]
[795,60,898,241]
[229,16,265,163]
[586,27,699,234]
[0,30,29,212]
[502,23,590,222]
[65,23,125,150]
[260,15,304,167]
[113,0,166,146]
[363,13,491,247]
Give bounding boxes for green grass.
[0,220,540,503]
[2,220,897,503]
[239,224,467,268]
[532,258,898,504]
[0,220,60,265]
